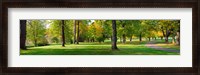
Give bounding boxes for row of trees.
[20,20,180,50]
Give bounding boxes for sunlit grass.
[21,40,179,55]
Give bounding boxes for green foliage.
[103,20,112,38]
[26,20,47,46]
[47,20,74,44]
[26,20,180,45]
[51,37,59,43]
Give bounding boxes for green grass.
[21,41,179,55]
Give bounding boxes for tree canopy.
[22,20,180,49]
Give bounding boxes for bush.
[51,37,59,43]
[38,37,49,46]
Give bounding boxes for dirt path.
[145,41,180,53]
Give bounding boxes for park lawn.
[20,41,179,55]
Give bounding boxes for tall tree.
[158,20,175,43]
[47,20,73,44]
[73,20,76,44]
[27,20,46,46]
[175,20,180,45]
[112,20,118,50]
[20,20,27,49]
[76,20,80,44]
[61,20,65,47]
[119,20,126,44]
[103,20,112,40]
[134,20,145,42]
[176,30,180,45]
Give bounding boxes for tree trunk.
[34,39,37,47]
[119,37,122,42]
[112,20,118,50]
[165,36,168,43]
[122,23,126,44]
[139,33,142,41]
[76,20,80,44]
[33,21,37,47]
[154,37,156,40]
[148,37,150,41]
[161,37,163,40]
[73,20,76,44]
[161,26,166,37]
[122,34,126,44]
[172,36,175,44]
[20,20,26,49]
[130,36,132,42]
[176,31,180,45]
[61,20,65,47]
[165,29,170,43]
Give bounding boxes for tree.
[87,21,104,43]
[112,20,118,50]
[125,20,139,42]
[116,20,127,43]
[20,20,27,49]
[134,20,145,42]
[76,20,80,44]
[61,20,65,47]
[169,20,180,45]
[95,20,105,42]
[27,20,46,46]
[98,20,112,40]
[73,20,77,44]
[64,20,74,44]
[158,20,177,43]
[46,20,73,44]
[141,20,158,41]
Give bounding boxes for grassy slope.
[21,41,179,55]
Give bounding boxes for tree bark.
[34,39,37,47]
[161,37,163,40]
[176,31,180,45]
[112,20,118,50]
[76,20,80,44]
[165,29,170,43]
[139,33,142,41]
[73,20,76,44]
[172,36,175,44]
[130,36,132,42]
[165,36,168,43]
[161,26,166,37]
[122,23,126,44]
[20,20,27,49]
[122,34,126,44]
[148,37,151,41]
[61,20,65,47]
[33,21,37,47]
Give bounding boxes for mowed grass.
[20,41,179,55]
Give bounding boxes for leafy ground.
[20,40,179,55]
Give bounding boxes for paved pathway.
[145,41,180,53]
